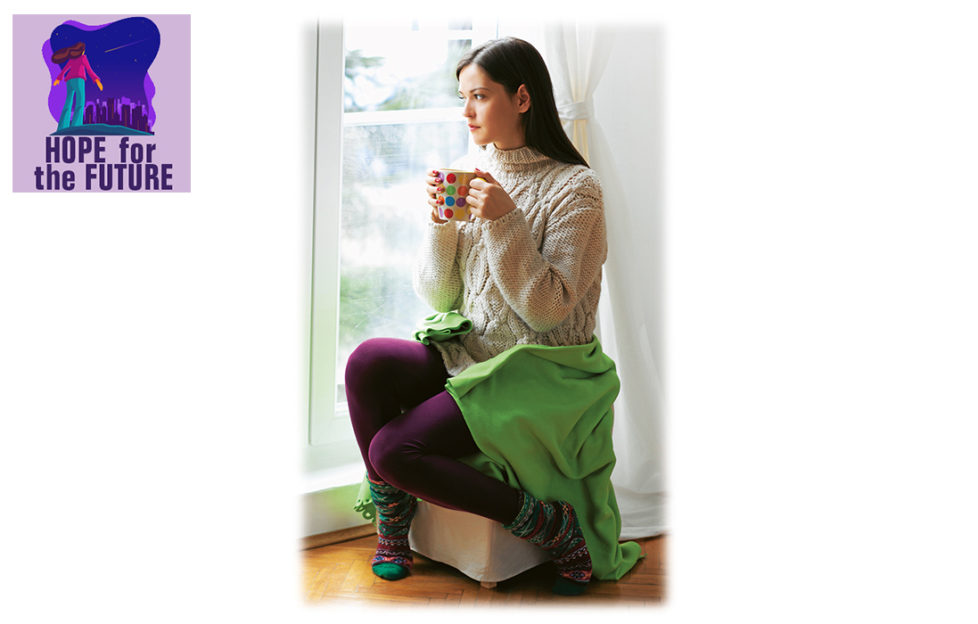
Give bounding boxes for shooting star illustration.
[104,39,147,53]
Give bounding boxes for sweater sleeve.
[481,168,607,333]
[413,220,464,312]
[81,55,101,83]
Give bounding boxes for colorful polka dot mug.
[434,169,481,221]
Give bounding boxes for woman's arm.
[481,169,607,333]
[413,221,464,313]
[53,62,69,84]
[413,171,465,311]
[81,55,102,85]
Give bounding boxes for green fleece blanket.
[447,336,642,581]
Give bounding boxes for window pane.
[336,121,471,385]
[447,18,473,30]
[343,24,472,113]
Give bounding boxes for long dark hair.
[52,41,86,64]
[456,37,588,168]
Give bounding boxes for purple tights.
[345,338,522,525]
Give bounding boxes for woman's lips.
[468,124,479,131]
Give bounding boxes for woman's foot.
[505,493,593,595]
[372,535,412,580]
[369,478,417,580]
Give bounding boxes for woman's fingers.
[473,168,497,186]
[467,170,515,221]
[425,174,444,199]
[430,207,447,224]
[466,187,485,210]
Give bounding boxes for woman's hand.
[425,171,448,224]
[467,169,516,221]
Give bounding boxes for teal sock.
[369,478,417,581]
[372,561,409,581]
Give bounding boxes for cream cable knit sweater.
[413,143,607,377]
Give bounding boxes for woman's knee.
[345,338,395,390]
[368,428,415,485]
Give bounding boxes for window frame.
[304,19,497,478]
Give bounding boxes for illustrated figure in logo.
[51,42,104,131]
[45,18,161,136]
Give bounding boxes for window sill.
[300,460,364,495]
[300,461,369,538]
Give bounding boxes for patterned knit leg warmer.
[504,491,593,595]
[369,477,418,581]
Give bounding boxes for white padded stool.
[408,500,549,588]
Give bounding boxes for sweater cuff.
[427,218,459,240]
[421,218,460,263]
[429,218,460,230]
[481,208,525,237]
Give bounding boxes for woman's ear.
[516,84,531,114]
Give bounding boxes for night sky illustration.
[44,17,160,129]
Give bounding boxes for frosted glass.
[336,121,470,386]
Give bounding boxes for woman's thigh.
[344,337,448,411]
[369,390,480,468]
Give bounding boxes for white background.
[2,1,977,621]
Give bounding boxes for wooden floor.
[303,532,665,607]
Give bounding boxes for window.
[306,19,496,477]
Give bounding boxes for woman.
[345,37,639,595]
[51,42,103,131]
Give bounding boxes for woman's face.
[458,63,529,150]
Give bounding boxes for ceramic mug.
[433,169,481,221]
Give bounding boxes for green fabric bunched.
[412,311,473,345]
[446,335,643,581]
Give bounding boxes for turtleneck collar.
[484,143,550,169]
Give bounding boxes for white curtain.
[542,23,666,539]
[543,23,607,163]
